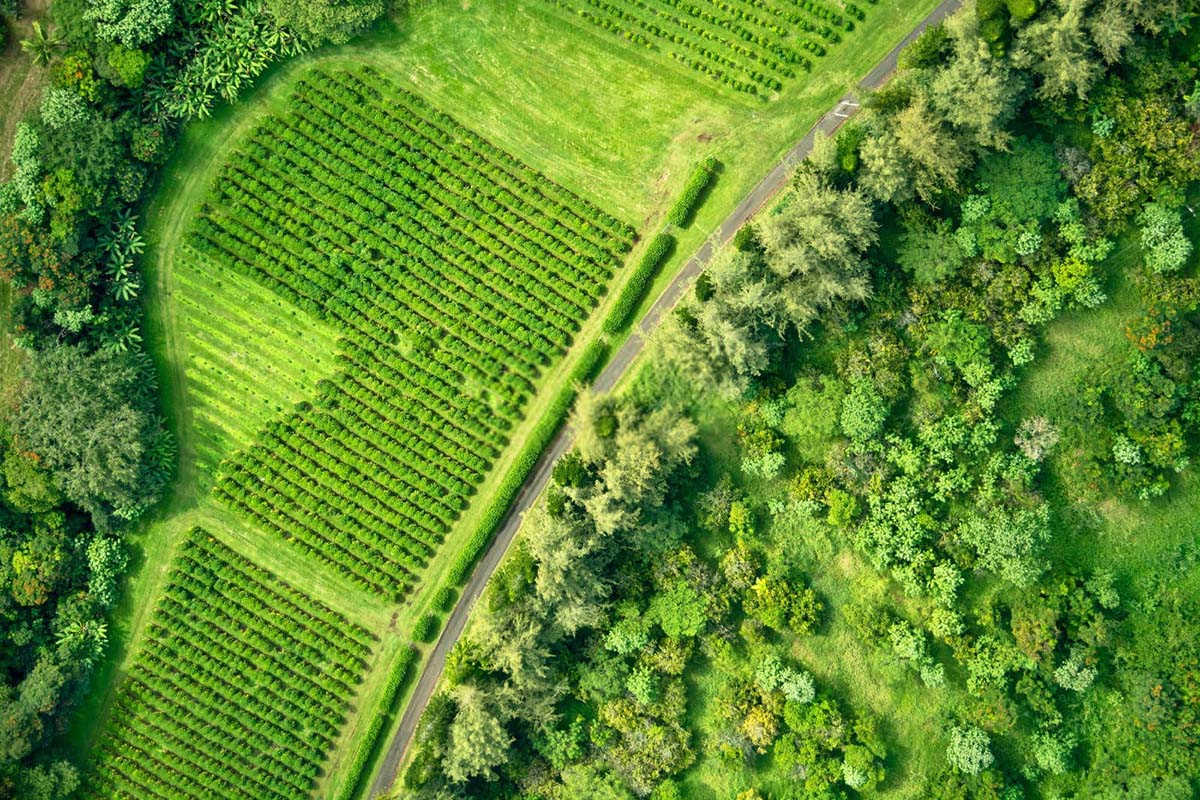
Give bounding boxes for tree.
[650,581,707,638]
[946,725,993,774]
[1011,0,1104,99]
[930,11,1027,149]
[11,345,171,524]
[83,0,175,48]
[840,379,888,443]
[20,22,63,66]
[441,688,512,783]
[756,172,876,328]
[1137,203,1192,273]
[265,0,383,45]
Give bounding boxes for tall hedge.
[666,156,721,228]
[602,232,677,335]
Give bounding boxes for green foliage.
[1137,203,1192,274]
[11,345,171,525]
[650,580,707,638]
[666,157,719,228]
[88,529,375,797]
[897,216,965,284]
[333,645,418,800]
[414,613,440,643]
[105,44,150,88]
[603,232,676,335]
[946,725,993,775]
[840,378,888,443]
[265,0,382,45]
[900,22,952,69]
[83,0,174,47]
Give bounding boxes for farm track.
[367,0,964,794]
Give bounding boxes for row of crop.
[212,487,406,598]
[147,608,344,740]
[286,401,474,522]
[216,458,429,575]
[212,165,569,378]
[276,93,624,272]
[249,418,463,539]
[721,0,840,40]
[212,158,572,368]
[86,528,374,800]
[158,586,362,698]
[239,117,610,308]
[641,0,809,73]
[332,67,636,244]
[224,448,441,568]
[177,531,373,648]
[279,89,616,291]
[101,699,312,800]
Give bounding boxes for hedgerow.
[666,157,721,228]
[603,232,677,334]
[332,645,418,800]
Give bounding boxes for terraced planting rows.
[540,0,872,97]
[85,529,374,800]
[191,65,635,598]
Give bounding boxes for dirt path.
[367,1,964,794]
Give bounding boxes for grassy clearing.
[69,0,942,793]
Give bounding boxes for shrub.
[666,157,720,228]
[413,613,439,643]
[603,232,676,335]
[433,585,457,612]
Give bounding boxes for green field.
[70,0,940,796]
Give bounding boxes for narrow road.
[368,1,962,794]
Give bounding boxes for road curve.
[367,1,963,794]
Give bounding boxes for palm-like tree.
[20,21,63,67]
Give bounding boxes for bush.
[433,585,457,612]
[413,613,439,643]
[603,232,676,335]
[666,157,720,228]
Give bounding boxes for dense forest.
[398,1,1200,798]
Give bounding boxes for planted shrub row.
[603,232,677,335]
[85,528,374,800]
[667,157,721,228]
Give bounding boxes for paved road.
[367,1,962,794]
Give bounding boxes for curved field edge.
[62,0,943,795]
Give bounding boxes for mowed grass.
[173,244,341,477]
[69,0,942,795]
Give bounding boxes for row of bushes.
[602,232,678,335]
[666,156,721,228]
[332,644,419,800]
[446,340,612,584]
